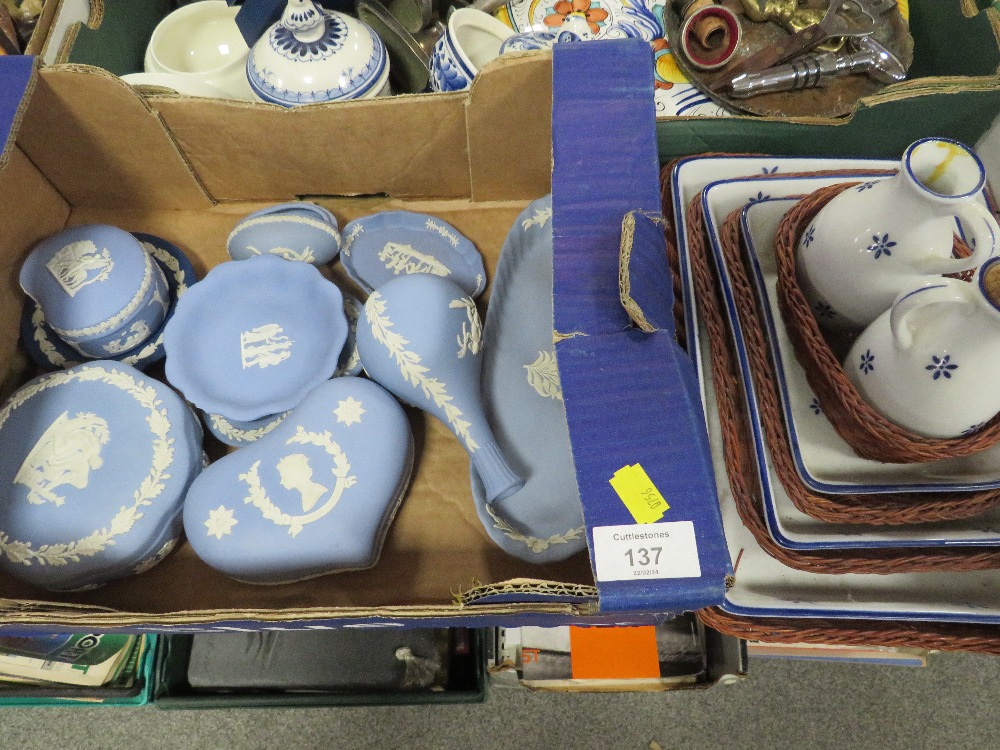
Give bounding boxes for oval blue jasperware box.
[0,41,765,632]
[0,361,204,592]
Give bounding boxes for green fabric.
[66,0,175,76]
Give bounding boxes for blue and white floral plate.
[673,158,1000,621]
[20,232,196,373]
[701,174,1000,552]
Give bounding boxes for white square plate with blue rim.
[680,186,1000,622]
[669,154,898,402]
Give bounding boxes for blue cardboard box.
[0,42,729,633]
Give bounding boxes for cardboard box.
[0,41,731,632]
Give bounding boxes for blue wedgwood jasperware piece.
[341,211,487,298]
[471,196,587,563]
[355,274,526,524]
[0,361,204,591]
[20,233,197,373]
[183,377,413,583]
[247,0,390,106]
[163,254,348,422]
[19,225,170,358]
[227,201,341,266]
[203,410,290,448]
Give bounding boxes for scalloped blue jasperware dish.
[470,196,587,563]
[183,376,413,584]
[0,361,204,591]
[163,254,348,422]
[341,211,487,298]
[20,233,197,373]
[227,201,341,266]
[19,225,170,358]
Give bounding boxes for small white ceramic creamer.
[797,138,999,330]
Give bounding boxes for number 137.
[624,547,662,567]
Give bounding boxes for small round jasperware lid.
[19,225,159,343]
[0,361,204,591]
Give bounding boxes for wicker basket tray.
[773,183,1000,464]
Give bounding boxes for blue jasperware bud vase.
[355,274,525,521]
[227,201,341,266]
[183,377,413,584]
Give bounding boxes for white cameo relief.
[205,505,238,540]
[45,241,114,296]
[524,351,563,400]
[333,397,365,427]
[240,324,293,369]
[103,320,152,354]
[246,245,316,263]
[277,453,329,512]
[449,298,482,358]
[148,285,170,318]
[379,242,451,278]
[522,206,553,231]
[14,411,111,506]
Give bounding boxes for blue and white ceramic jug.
[355,274,526,519]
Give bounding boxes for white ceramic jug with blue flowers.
[797,138,999,331]
[846,256,1000,438]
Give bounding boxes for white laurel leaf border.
[365,291,479,452]
[239,426,356,537]
[486,505,584,554]
[209,412,287,444]
[0,366,175,567]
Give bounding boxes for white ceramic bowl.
[144,1,255,101]
[430,8,512,92]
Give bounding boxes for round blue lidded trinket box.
[20,232,198,373]
[470,195,587,563]
[163,254,349,422]
[183,376,414,584]
[19,225,170,359]
[341,211,487,298]
[227,201,341,266]
[0,361,204,591]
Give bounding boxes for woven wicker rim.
[774,183,1000,463]
[661,164,1000,574]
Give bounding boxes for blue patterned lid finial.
[281,0,325,41]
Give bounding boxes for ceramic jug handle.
[890,280,970,351]
[918,201,1000,275]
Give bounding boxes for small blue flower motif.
[812,301,835,319]
[762,166,779,175]
[962,423,984,436]
[859,349,875,374]
[802,225,816,248]
[856,181,877,192]
[809,397,822,415]
[867,233,896,259]
[926,354,958,380]
[748,191,770,205]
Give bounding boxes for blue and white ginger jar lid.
[0,361,204,591]
[19,225,169,356]
[341,211,487,298]
[163,254,348,422]
[471,195,587,563]
[183,376,414,584]
[247,0,390,106]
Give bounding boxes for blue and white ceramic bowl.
[184,376,413,584]
[430,8,513,93]
[470,196,587,563]
[341,211,487,297]
[163,254,348,422]
[19,225,170,359]
[203,410,289,448]
[228,202,341,266]
[247,0,390,106]
[334,294,364,378]
[0,361,204,591]
[20,233,197,373]
[498,29,580,54]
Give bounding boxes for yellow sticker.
[609,464,669,524]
